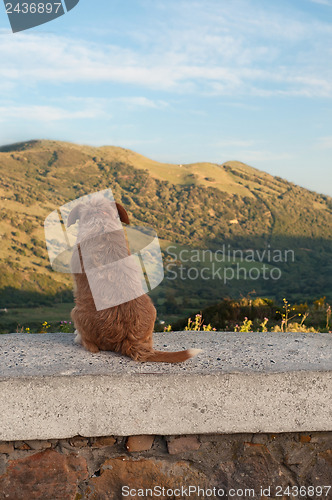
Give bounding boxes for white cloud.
[50,95,168,110]
[309,0,331,6]
[112,97,168,109]
[315,136,332,149]
[235,150,294,163]
[0,94,169,129]
[215,139,256,148]
[0,104,107,122]
[212,136,294,164]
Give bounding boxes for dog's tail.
[139,348,203,363]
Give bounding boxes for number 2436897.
[6,3,62,14]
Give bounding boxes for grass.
[1,297,330,334]
[0,302,73,333]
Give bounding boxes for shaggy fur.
[68,196,201,363]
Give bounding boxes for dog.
[67,195,201,363]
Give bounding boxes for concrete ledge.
[0,332,331,441]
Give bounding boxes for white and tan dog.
[68,196,201,363]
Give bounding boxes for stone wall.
[0,432,331,500]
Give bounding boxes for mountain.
[0,139,331,326]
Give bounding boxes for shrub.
[271,322,317,333]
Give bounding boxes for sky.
[0,0,331,196]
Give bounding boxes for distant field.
[0,302,73,333]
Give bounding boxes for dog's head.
[67,196,131,274]
[67,196,130,231]
[67,196,142,308]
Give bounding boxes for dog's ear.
[67,204,82,227]
[116,202,130,225]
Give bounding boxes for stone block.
[91,436,116,448]
[69,436,89,448]
[303,449,332,485]
[125,435,155,452]
[84,457,211,499]
[218,440,295,492]
[1,332,332,441]
[0,442,14,454]
[300,434,311,443]
[167,435,200,454]
[14,441,30,450]
[0,449,88,500]
[25,440,52,451]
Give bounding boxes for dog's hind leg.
[74,328,100,353]
[73,327,99,353]
[81,335,100,353]
[74,329,99,353]
[71,308,100,353]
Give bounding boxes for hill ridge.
[0,138,313,196]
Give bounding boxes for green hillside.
[0,139,331,329]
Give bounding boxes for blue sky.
[0,0,331,195]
